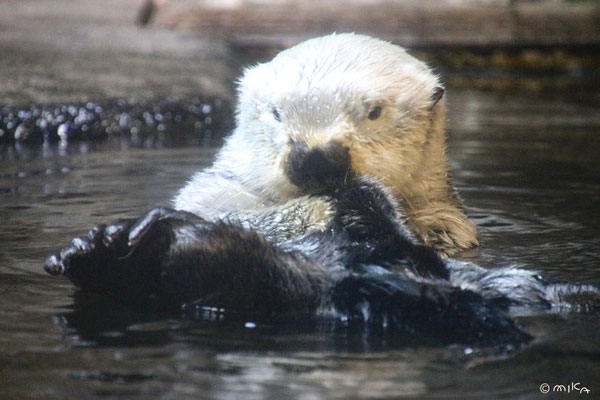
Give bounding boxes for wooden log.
[141,0,600,48]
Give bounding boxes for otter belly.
[221,196,335,243]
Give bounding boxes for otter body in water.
[174,34,477,255]
[44,34,599,346]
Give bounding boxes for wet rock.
[14,124,31,142]
[0,97,233,145]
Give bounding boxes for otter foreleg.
[44,208,329,315]
[323,178,531,345]
[330,177,449,280]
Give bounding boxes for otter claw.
[103,224,126,247]
[43,254,65,276]
[71,237,92,252]
[59,244,80,260]
[87,224,106,241]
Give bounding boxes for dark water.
[1,88,600,399]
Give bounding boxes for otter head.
[232,33,477,254]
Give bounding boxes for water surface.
[1,87,599,399]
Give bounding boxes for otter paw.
[43,219,136,292]
[43,208,209,301]
[43,233,97,276]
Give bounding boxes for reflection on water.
[447,89,600,282]
[1,87,599,399]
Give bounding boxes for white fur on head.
[229,33,443,198]
[238,33,440,119]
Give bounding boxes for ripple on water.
[1,87,600,399]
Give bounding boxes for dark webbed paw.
[43,207,205,301]
[43,219,136,294]
[43,220,132,277]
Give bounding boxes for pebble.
[0,97,232,144]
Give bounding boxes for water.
[1,87,600,399]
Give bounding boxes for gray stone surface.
[146,0,600,48]
[0,0,235,105]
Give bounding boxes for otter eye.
[272,108,281,122]
[368,106,382,121]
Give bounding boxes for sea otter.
[173,33,477,255]
[43,34,599,346]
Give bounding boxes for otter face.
[234,33,446,198]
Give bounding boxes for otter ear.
[429,87,445,111]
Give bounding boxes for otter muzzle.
[284,141,351,191]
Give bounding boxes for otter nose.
[285,141,351,191]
